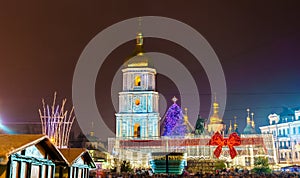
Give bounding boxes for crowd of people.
[90,168,300,178]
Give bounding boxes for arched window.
[134,123,141,138]
[134,75,141,86]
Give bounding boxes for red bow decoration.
[209,132,241,159]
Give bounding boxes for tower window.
[134,123,141,138]
[134,75,141,86]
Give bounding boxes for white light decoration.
[39,92,75,148]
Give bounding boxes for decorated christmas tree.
[162,97,187,137]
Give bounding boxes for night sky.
[1,1,300,136]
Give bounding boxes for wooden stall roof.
[59,148,96,168]
[0,134,68,165]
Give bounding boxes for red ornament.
[209,132,241,159]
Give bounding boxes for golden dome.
[209,102,222,124]
[124,32,153,68]
[210,116,222,124]
[213,102,219,107]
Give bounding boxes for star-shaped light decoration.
[172,96,178,104]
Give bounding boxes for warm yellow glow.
[233,116,238,130]
[136,32,143,45]
[128,61,148,67]
[226,120,232,132]
[213,102,219,114]
[296,144,300,151]
[134,123,140,138]
[134,75,141,86]
[210,116,222,124]
[135,99,140,105]
[247,117,251,124]
[184,108,188,122]
[50,137,55,143]
[209,101,222,124]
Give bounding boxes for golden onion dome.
[209,115,222,124]
[209,100,222,124]
[213,102,219,107]
[124,32,153,68]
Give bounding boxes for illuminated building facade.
[109,32,277,173]
[260,108,300,165]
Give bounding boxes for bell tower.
[115,33,160,139]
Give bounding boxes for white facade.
[115,66,160,138]
[260,110,300,164]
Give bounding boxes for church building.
[109,31,276,173]
[207,97,225,134]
